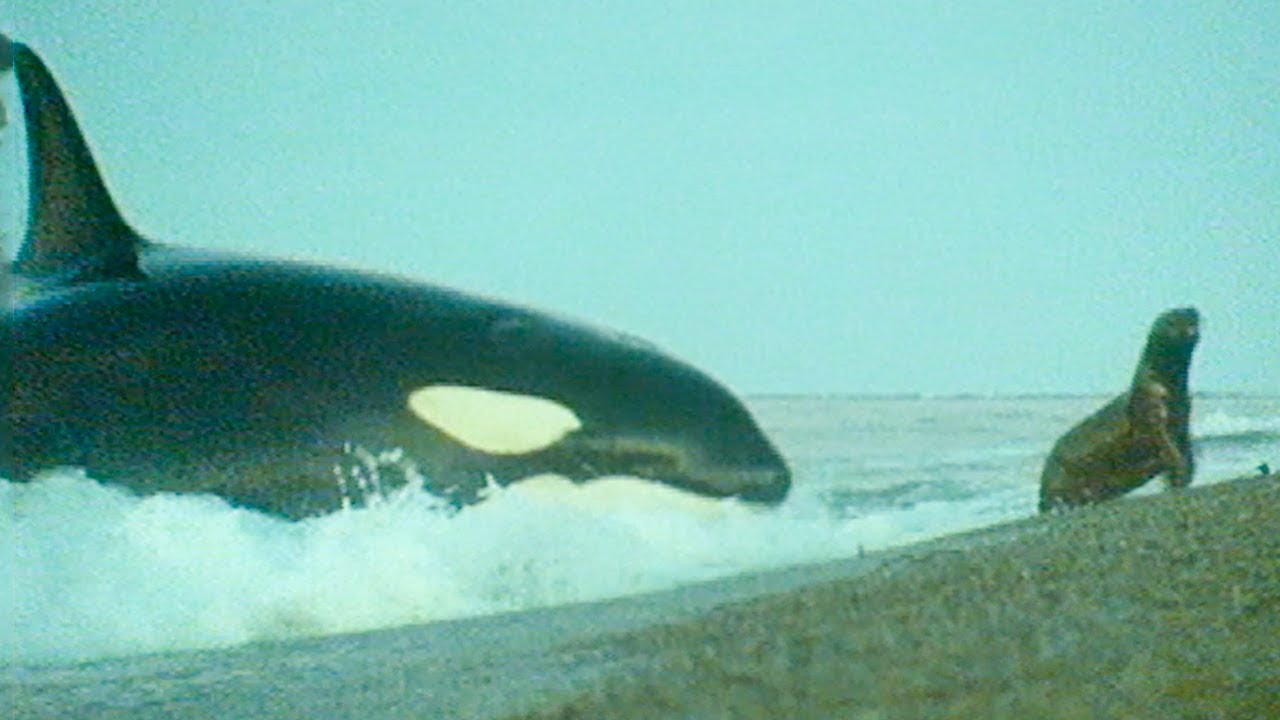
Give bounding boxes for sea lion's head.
[1149,307,1200,350]
[1141,307,1200,382]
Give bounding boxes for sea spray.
[2,395,1274,666]
[0,468,1023,666]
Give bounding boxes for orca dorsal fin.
[11,40,143,283]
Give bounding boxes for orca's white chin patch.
[407,385,582,455]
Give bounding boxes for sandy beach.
[513,473,1280,719]
[5,473,1277,719]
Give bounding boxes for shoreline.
[5,474,1277,719]
[513,473,1280,719]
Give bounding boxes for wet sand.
[5,474,1277,719]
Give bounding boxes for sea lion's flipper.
[11,41,144,284]
[1128,381,1191,487]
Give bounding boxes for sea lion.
[1039,307,1200,512]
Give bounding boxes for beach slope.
[517,474,1280,719]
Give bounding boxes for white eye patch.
[406,385,582,455]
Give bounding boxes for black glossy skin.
[1,38,790,518]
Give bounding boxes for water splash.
[0,467,1023,667]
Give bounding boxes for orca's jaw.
[539,433,792,505]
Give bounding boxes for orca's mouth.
[696,463,792,505]
[549,435,792,506]
[735,467,792,504]
[658,457,792,506]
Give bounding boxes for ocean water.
[1,393,1276,668]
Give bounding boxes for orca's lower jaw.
[642,464,792,507]
[727,466,792,505]
[541,436,793,506]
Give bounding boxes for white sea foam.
[0,466,1026,667]
[1193,409,1280,439]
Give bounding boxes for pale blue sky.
[4,3,1277,394]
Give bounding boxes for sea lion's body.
[1039,308,1199,512]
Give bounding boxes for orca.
[0,37,790,519]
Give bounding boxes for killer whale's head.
[385,306,792,505]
